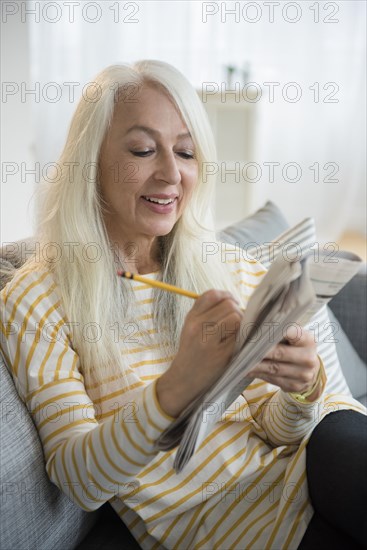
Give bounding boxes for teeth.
[144,196,175,205]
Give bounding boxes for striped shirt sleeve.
[249,360,328,446]
[0,270,174,511]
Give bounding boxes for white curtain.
[28,0,366,242]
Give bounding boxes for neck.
[111,237,162,275]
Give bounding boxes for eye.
[131,150,154,157]
[177,151,195,160]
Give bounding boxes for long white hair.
[7,60,244,387]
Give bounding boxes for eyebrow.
[125,125,192,140]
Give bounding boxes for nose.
[153,150,181,186]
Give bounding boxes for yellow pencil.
[117,270,199,300]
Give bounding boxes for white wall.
[1,5,35,243]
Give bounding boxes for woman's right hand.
[156,289,243,418]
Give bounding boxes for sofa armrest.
[0,355,99,549]
[328,264,367,364]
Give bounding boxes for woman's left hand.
[248,325,322,401]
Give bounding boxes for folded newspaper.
[154,243,362,473]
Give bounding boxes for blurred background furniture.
[197,86,258,228]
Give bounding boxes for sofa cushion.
[0,257,15,291]
[326,307,367,404]
[0,354,98,550]
[328,264,367,364]
[218,200,289,248]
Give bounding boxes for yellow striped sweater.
[1,251,365,550]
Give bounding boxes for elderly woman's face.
[99,84,199,244]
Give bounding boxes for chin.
[152,226,176,237]
[148,220,178,236]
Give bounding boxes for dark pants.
[297,409,367,549]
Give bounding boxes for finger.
[247,362,298,391]
[200,298,242,321]
[263,342,315,369]
[251,359,318,387]
[217,309,243,343]
[199,306,243,345]
[283,326,315,347]
[252,372,313,394]
[203,298,243,325]
[193,290,240,315]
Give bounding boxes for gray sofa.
[1,201,366,550]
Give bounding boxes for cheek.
[121,162,142,188]
[101,160,143,200]
[99,160,119,200]
[185,168,198,197]
[178,174,197,213]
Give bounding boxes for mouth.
[143,195,177,204]
[141,194,178,204]
[141,195,178,213]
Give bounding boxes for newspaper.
[154,248,362,473]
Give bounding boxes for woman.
[1,60,366,549]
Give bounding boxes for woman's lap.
[297,409,367,549]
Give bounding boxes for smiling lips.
[141,194,178,213]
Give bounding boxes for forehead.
[112,83,189,135]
